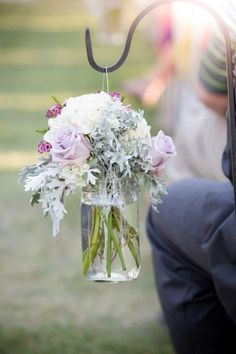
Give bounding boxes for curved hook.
[85,0,236,213]
[85,0,231,73]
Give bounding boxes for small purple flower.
[110,92,121,101]
[46,104,62,118]
[38,140,52,154]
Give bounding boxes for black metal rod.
[85,0,236,214]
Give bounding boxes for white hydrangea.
[124,118,151,141]
[48,91,112,134]
[59,164,89,189]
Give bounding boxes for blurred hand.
[197,83,228,117]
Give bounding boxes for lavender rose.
[44,125,92,167]
[149,130,176,172]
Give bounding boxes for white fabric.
[165,86,227,182]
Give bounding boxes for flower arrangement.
[19,91,176,281]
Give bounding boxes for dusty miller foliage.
[90,101,150,180]
[89,100,167,204]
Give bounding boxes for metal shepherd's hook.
[85,0,236,214]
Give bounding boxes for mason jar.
[80,181,140,282]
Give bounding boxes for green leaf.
[36,128,48,135]
[52,96,62,107]
[30,193,40,206]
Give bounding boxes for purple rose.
[150,130,176,172]
[44,126,92,167]
[46,104,62,118]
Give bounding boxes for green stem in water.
[102,213,127,271]
[83,206,101,275]
[90,207,101,259]
[112,206,140,267]
[82,249,90,275]
[106,210,112,277]
[127,240,140,268]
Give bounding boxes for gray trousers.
[146,178,236,354]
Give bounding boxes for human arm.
[197,83,228,116]
[197,30,229,116]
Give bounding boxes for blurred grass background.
[0,1,174,353]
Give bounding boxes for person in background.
[124,1,227,182]
[146,1,236,353]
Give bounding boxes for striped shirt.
[199,0,236,94]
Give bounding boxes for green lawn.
[0,1,174,353]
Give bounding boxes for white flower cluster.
[48,92,112,134]
[124,118,151,141]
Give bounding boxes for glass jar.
[80,182,140,282]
